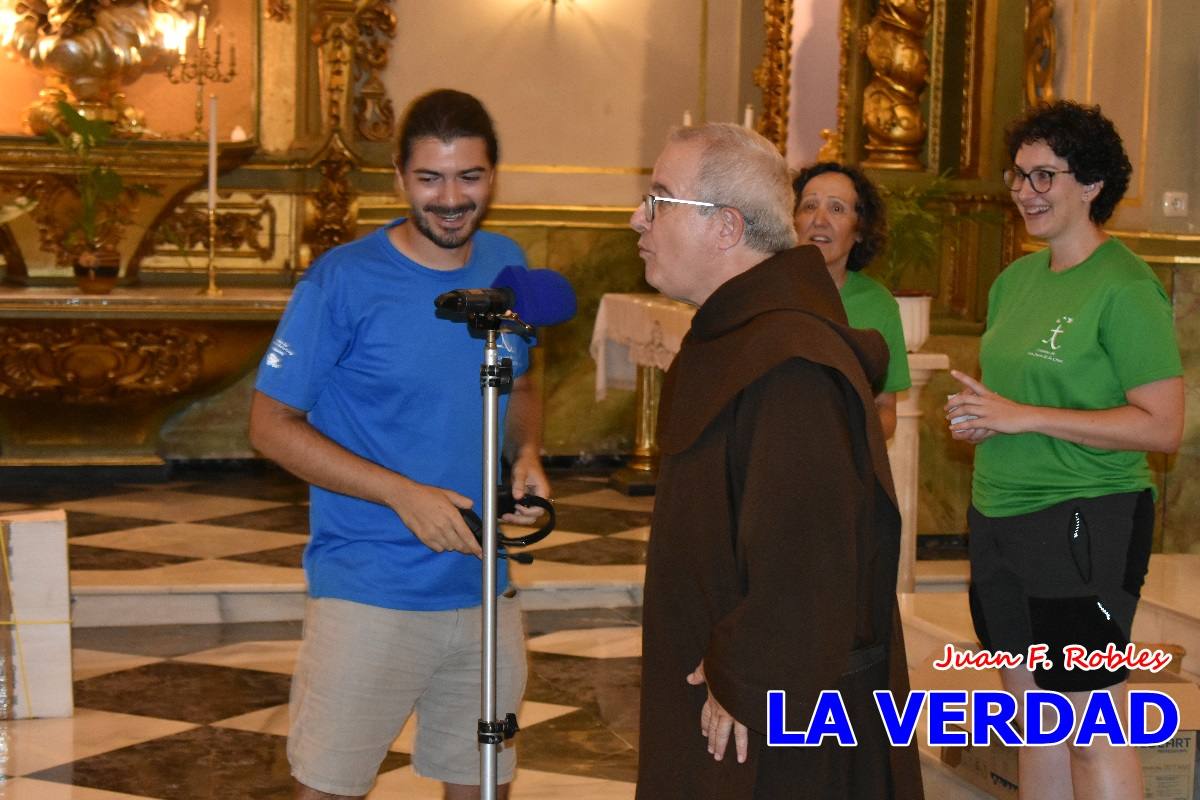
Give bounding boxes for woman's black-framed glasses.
[643,193,719,222]
[1002,166,1073,194]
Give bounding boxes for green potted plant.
[44,100,148,293]
[874,176,951,352]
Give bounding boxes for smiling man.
[250,90,547,800]
[631,123,923,799]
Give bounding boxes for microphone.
[493,265,576,326]
[435,286,514,317]
[435,267,577,326]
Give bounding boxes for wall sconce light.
[0,0,197,135]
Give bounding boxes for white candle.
[682,109,693,126]
[208,94,218,212]
[743,104,754,129]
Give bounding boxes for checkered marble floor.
[0,464,651,625]
[0,464,647,798]
[1,609,641,799]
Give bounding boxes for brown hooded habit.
[636,246,924,800]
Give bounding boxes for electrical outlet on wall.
[1162,191,1189,217]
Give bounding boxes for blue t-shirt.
[256,220,532,610]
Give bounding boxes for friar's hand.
[687,661,748,764]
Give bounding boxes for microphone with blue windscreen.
[434,267,577,327]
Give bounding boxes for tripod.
[466,309,536,800]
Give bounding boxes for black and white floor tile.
[0,465,647,799]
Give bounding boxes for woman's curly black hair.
[1004,100,1131,225]
[792,162,887,272]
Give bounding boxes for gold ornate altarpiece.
[0,0,443,465]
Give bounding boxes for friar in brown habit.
[629,123,924,800]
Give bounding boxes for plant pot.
[73,249,121,295]
[895,293,932,353]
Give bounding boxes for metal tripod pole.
[479,327,502,800]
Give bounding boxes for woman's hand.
[945,372,1184,453]
[944,370,1031,441]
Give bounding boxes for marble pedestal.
[1,509,72,718]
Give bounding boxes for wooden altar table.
[0,286,290,467]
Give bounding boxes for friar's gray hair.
[668,123,798,254]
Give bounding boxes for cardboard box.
[910,650,1200,800]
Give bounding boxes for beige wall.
[1056,0,1199,234]
[786,0,840,169]
[381,0,753,207]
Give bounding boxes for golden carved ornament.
[0,322,209,404]
[753,0,793,152]
[312,0,397,143]
[1024,0,1056,107]
[0,174,148,265]
[301,1,393,263]
[303,133,359,263]
[152,199,277,261]
[860,0,932,170]
[0,0,199,133]
[266,0,292,22]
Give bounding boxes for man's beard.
[410,202,484,250]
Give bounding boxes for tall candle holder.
[201,92,222,297]
[166,3,236,141]
[203,207,222,297]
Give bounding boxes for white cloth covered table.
[588,293,695,402]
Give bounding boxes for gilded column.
[753,0,794,153]
[1024,0,1056,107]
[860,0,933,170]
[304,1,396,262]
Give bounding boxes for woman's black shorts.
[967,489,1154,692]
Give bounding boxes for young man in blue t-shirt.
[250,89,549,800]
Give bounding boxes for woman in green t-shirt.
[946,101,1183,800]
[793,163,911,438]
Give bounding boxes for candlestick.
[166,3,236,140]
[202,207,222,297]
[208,95,217,211]
[202,94,221,296]
[743,104,754,129]
[682,110,693,126]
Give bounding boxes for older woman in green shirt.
[793,162,910,438]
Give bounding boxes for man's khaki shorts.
[287,593,526,796]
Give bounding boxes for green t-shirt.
[841,270,912,393]
[972,237,1181,517]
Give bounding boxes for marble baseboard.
[913,559,969,593]
[71,590,308,627]
[518,584,643,611]
[70,584,648,625]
